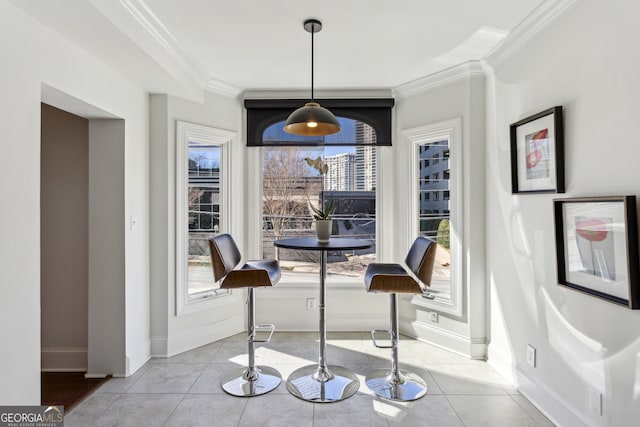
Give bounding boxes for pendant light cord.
[310,22,315,102]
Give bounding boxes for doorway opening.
[40,86,126,409]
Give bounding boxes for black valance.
[245,98,394,147]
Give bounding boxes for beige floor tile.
[69,333,553,427]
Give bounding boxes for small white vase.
[315,219,332,243]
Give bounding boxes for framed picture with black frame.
[510,106,564,194]
[554,196,640,309]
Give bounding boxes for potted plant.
[310,198,334,242]
[304,156,334,242]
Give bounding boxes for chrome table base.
[286,365,359,402]
[221,366,282,397]
[274,239,372,403]
[284,249,360,402]
[365,369,427,401]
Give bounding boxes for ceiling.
[13,0,547,98]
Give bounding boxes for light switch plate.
[526,345,536,367]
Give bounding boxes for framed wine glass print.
[510,106,564,193]
[553,196,640,309]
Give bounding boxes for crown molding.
[90,0,210,96]
[393,0,577,97]
[393,61,485,98]
[205,78,243,98]
[90,0,575,100]
[242,88,393,100]
[484,0,578,68]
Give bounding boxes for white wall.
[0,0,149,403]
[485,1,640,426]
[88,119,127,377]
[149,92,245,357]
[393,71,487,359]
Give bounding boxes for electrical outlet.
[306,298,316,310]
[526,345,536,367]
[589,388,602,416]
[430,312,438,323]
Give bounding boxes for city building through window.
[261,117,377,285]
[406,118,462,315]
[176,121,234,314]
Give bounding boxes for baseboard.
[487,344,515,383]
[151,335,168,357]
[515,363,595,427]
[162,315,245,358]
[401,318,486,359]
[84,373,108,379]
[126,338,151,376]
[41,347,87,372]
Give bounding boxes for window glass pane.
[262,118,376,284]
[188,144,221,295]
[419,139,451,300]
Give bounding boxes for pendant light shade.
[284,19,341,137]
[283,102,340,136]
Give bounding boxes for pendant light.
[284,19,341,136]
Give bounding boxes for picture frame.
[510,106,564,193]
[553,196,640,309]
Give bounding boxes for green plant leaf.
[308,196,335,220]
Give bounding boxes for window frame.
[176,120,235,315]
[245,100,394,286]
[404,118,463,316]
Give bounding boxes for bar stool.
[364,236,437,401]
[209,234,282,397]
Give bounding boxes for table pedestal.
[286,251,359,402]
[286,365,359,402]
[274,238,372,403]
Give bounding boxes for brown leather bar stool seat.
[209,234,282,397]
[364,236,437,401]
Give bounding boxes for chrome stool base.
[221,365,282,397]
[365,369,427,401]
[286,364,359,403]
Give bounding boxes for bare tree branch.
[262,148,320,241]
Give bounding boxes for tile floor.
[66,332,554,426]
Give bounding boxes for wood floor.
[41,372,110,412]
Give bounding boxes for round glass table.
[274,237,373,403]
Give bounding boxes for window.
[404,118,462,316]
[261,117,377,285]
[245,98,392,285]
[176,121,234,314]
